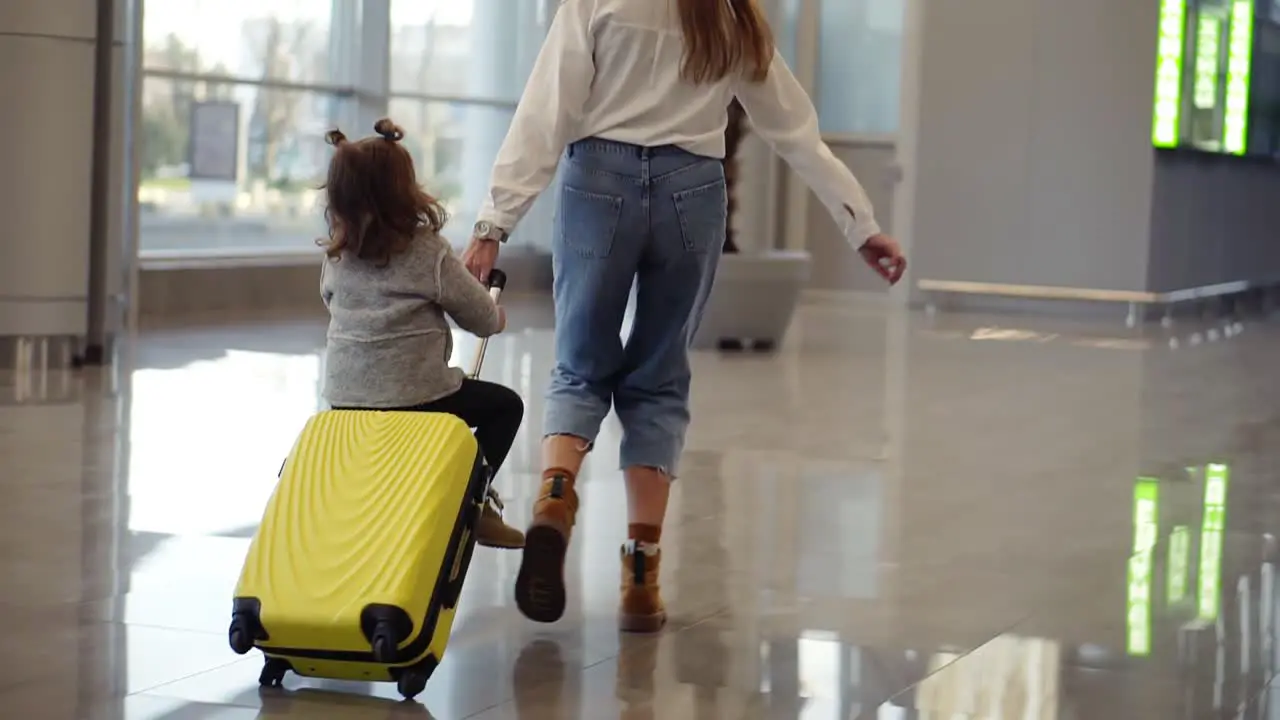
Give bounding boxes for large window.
[389,0,549,247]
[389,0,546,101]
[138,0,358,256]
[139,79,347,254]
[137,0,551,257]
[387,99,515,241]
[816,0,905,135]
[141,1,342,84]
[773,0,802,68]
[134,0,902,258]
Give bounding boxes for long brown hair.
[677,0,775,84]
[319,118,449,265]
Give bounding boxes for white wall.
[903,0,1160,294]
[0,1,130,338]
[0,2,100,336]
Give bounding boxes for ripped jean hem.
[541,431,679,480]
[542,431,595,453]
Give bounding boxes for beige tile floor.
[2,297,1279,719]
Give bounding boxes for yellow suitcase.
[229,410,487,699]
[229,270,509,702]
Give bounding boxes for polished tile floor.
[3,298,1280,719]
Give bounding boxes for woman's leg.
[613,153,725,632]
[515,141,647,624]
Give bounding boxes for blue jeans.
[545,138,725,477]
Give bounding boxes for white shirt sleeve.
[476,0,597,233]
[735,52,882,247]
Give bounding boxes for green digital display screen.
[1194,12,1224,109]
[1223,1,1255,153]
[1154,0,1188,146]
[1197,463,1229,620]
[1126,465,1230,657]
[1152,0,1256,155]
[1127,478,1160,656]
[1167,524,1191,603]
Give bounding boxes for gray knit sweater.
[320,230,502,408]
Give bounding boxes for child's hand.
[496,306,507,333]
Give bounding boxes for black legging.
[340,379,524,475]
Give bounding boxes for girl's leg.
[416,378,524,475]
[414,379,525,549]
[432,379,524,474]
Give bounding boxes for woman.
[462,0,907,633]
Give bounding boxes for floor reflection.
[3,304,1280,718]
[127,351,322,537]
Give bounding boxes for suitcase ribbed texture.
[236,410,479,660]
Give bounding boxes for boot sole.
[618,611,667,634]
[477,537,525,549]
[514,524,568,623]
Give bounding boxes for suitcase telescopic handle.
[487,268,507,299]
[470,268,507,379]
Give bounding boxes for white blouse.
[476,0,882,247]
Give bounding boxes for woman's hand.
[858,234,907,285]
[463,236,501,283]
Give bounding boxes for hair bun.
[324,129,347,146]
[373,118,405,142]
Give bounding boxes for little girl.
[318,118,525,549]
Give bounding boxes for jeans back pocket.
[671,178,727,254]
[559,185,624,259]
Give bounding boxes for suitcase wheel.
[258,658,290,688]
[397,669,428,701]
[362,606,413,663]
[228,614,261,655]
[229,599,266,655]
[371,631,396,664]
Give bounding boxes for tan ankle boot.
[530,474,579,537]
[475,490,524,549]
[514,473,579,623]
[619,541,666,633]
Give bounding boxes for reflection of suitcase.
[228,271,508,702]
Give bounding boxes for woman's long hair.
[676,0,775,84]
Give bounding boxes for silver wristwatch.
[473,221,509,243]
